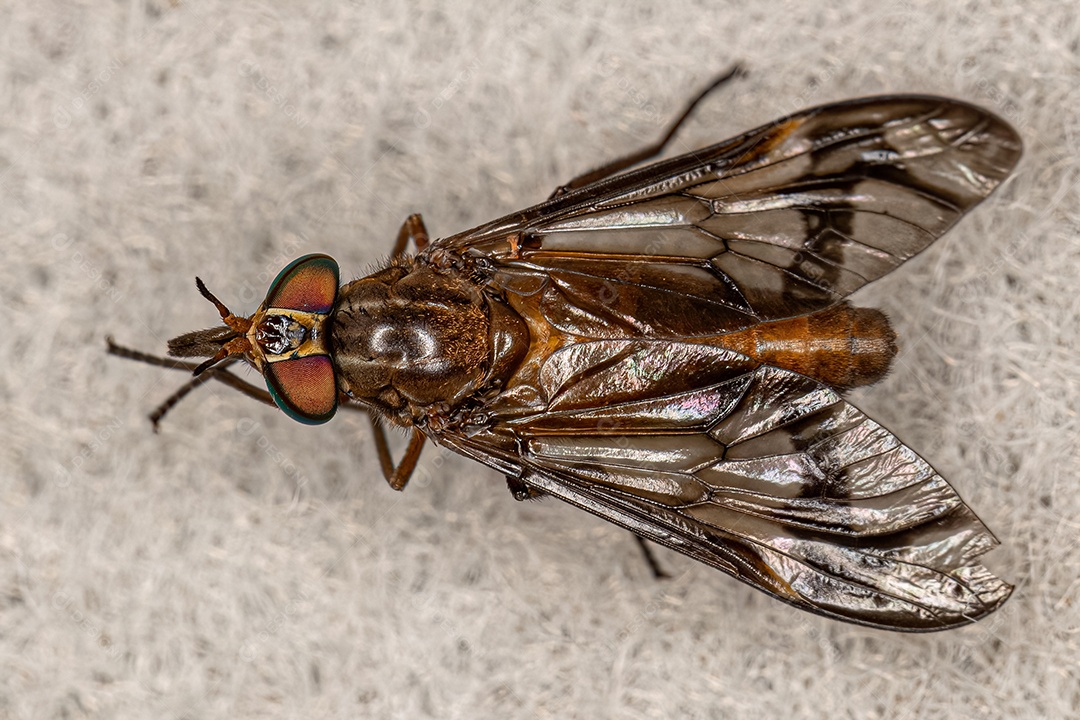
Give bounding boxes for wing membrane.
[449,363,1010,631]
[437,95,1021,332]
[426,95,1018,630]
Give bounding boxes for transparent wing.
[443,350,1011,631]
[436,95,1021,332]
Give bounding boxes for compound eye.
[265,254,339,313]
[261,254,341,424]
[265,355,338,424]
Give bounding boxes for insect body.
[112,78,1022,632]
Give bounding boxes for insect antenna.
[196,276,240,324]
[167,277,255,376]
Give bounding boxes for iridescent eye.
[265,354,338,424]
[261,255,341,424]
[265,254,339,313]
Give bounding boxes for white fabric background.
[2,1,1077,718]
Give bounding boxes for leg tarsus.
[108,337,277,426]
[505,474,543,501]
[108,337,371,427]
[634,534,671,579]
[550,63,746,198]
[148,373,216,432]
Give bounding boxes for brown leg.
[550,64,744,197]
[505,473,543,501]
[108,338,276,425]
[112,336,428,488]
[368,416,426,491]
[107,337,369,426]
[149,372,225,431]
[360,214,432,489]
[634,535,671,579]
[391,213,430,258]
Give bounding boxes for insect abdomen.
[718,304,897,390]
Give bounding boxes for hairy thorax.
[330,260,527,424]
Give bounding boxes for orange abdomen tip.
[718,304,897,390]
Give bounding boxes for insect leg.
[149,373,228,430]
[108,338,277,424]
[634,535,671,579]
[505,473,544,501]
[549,63,745,197]
[390,213,430,258]
[360,215,432,494]
[108,337,373,426]
[506,473,667,574]
[368,415,426,490]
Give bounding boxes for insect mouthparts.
[166,325,240,359]
[256,314,308,355]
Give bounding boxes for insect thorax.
[330,260,528,422]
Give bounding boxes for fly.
[109,67,1022,631]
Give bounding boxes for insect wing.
[426,96,1020,630]
[447,361,1010,631]
[439,96,1022,330]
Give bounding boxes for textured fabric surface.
[2,1,1077,718]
